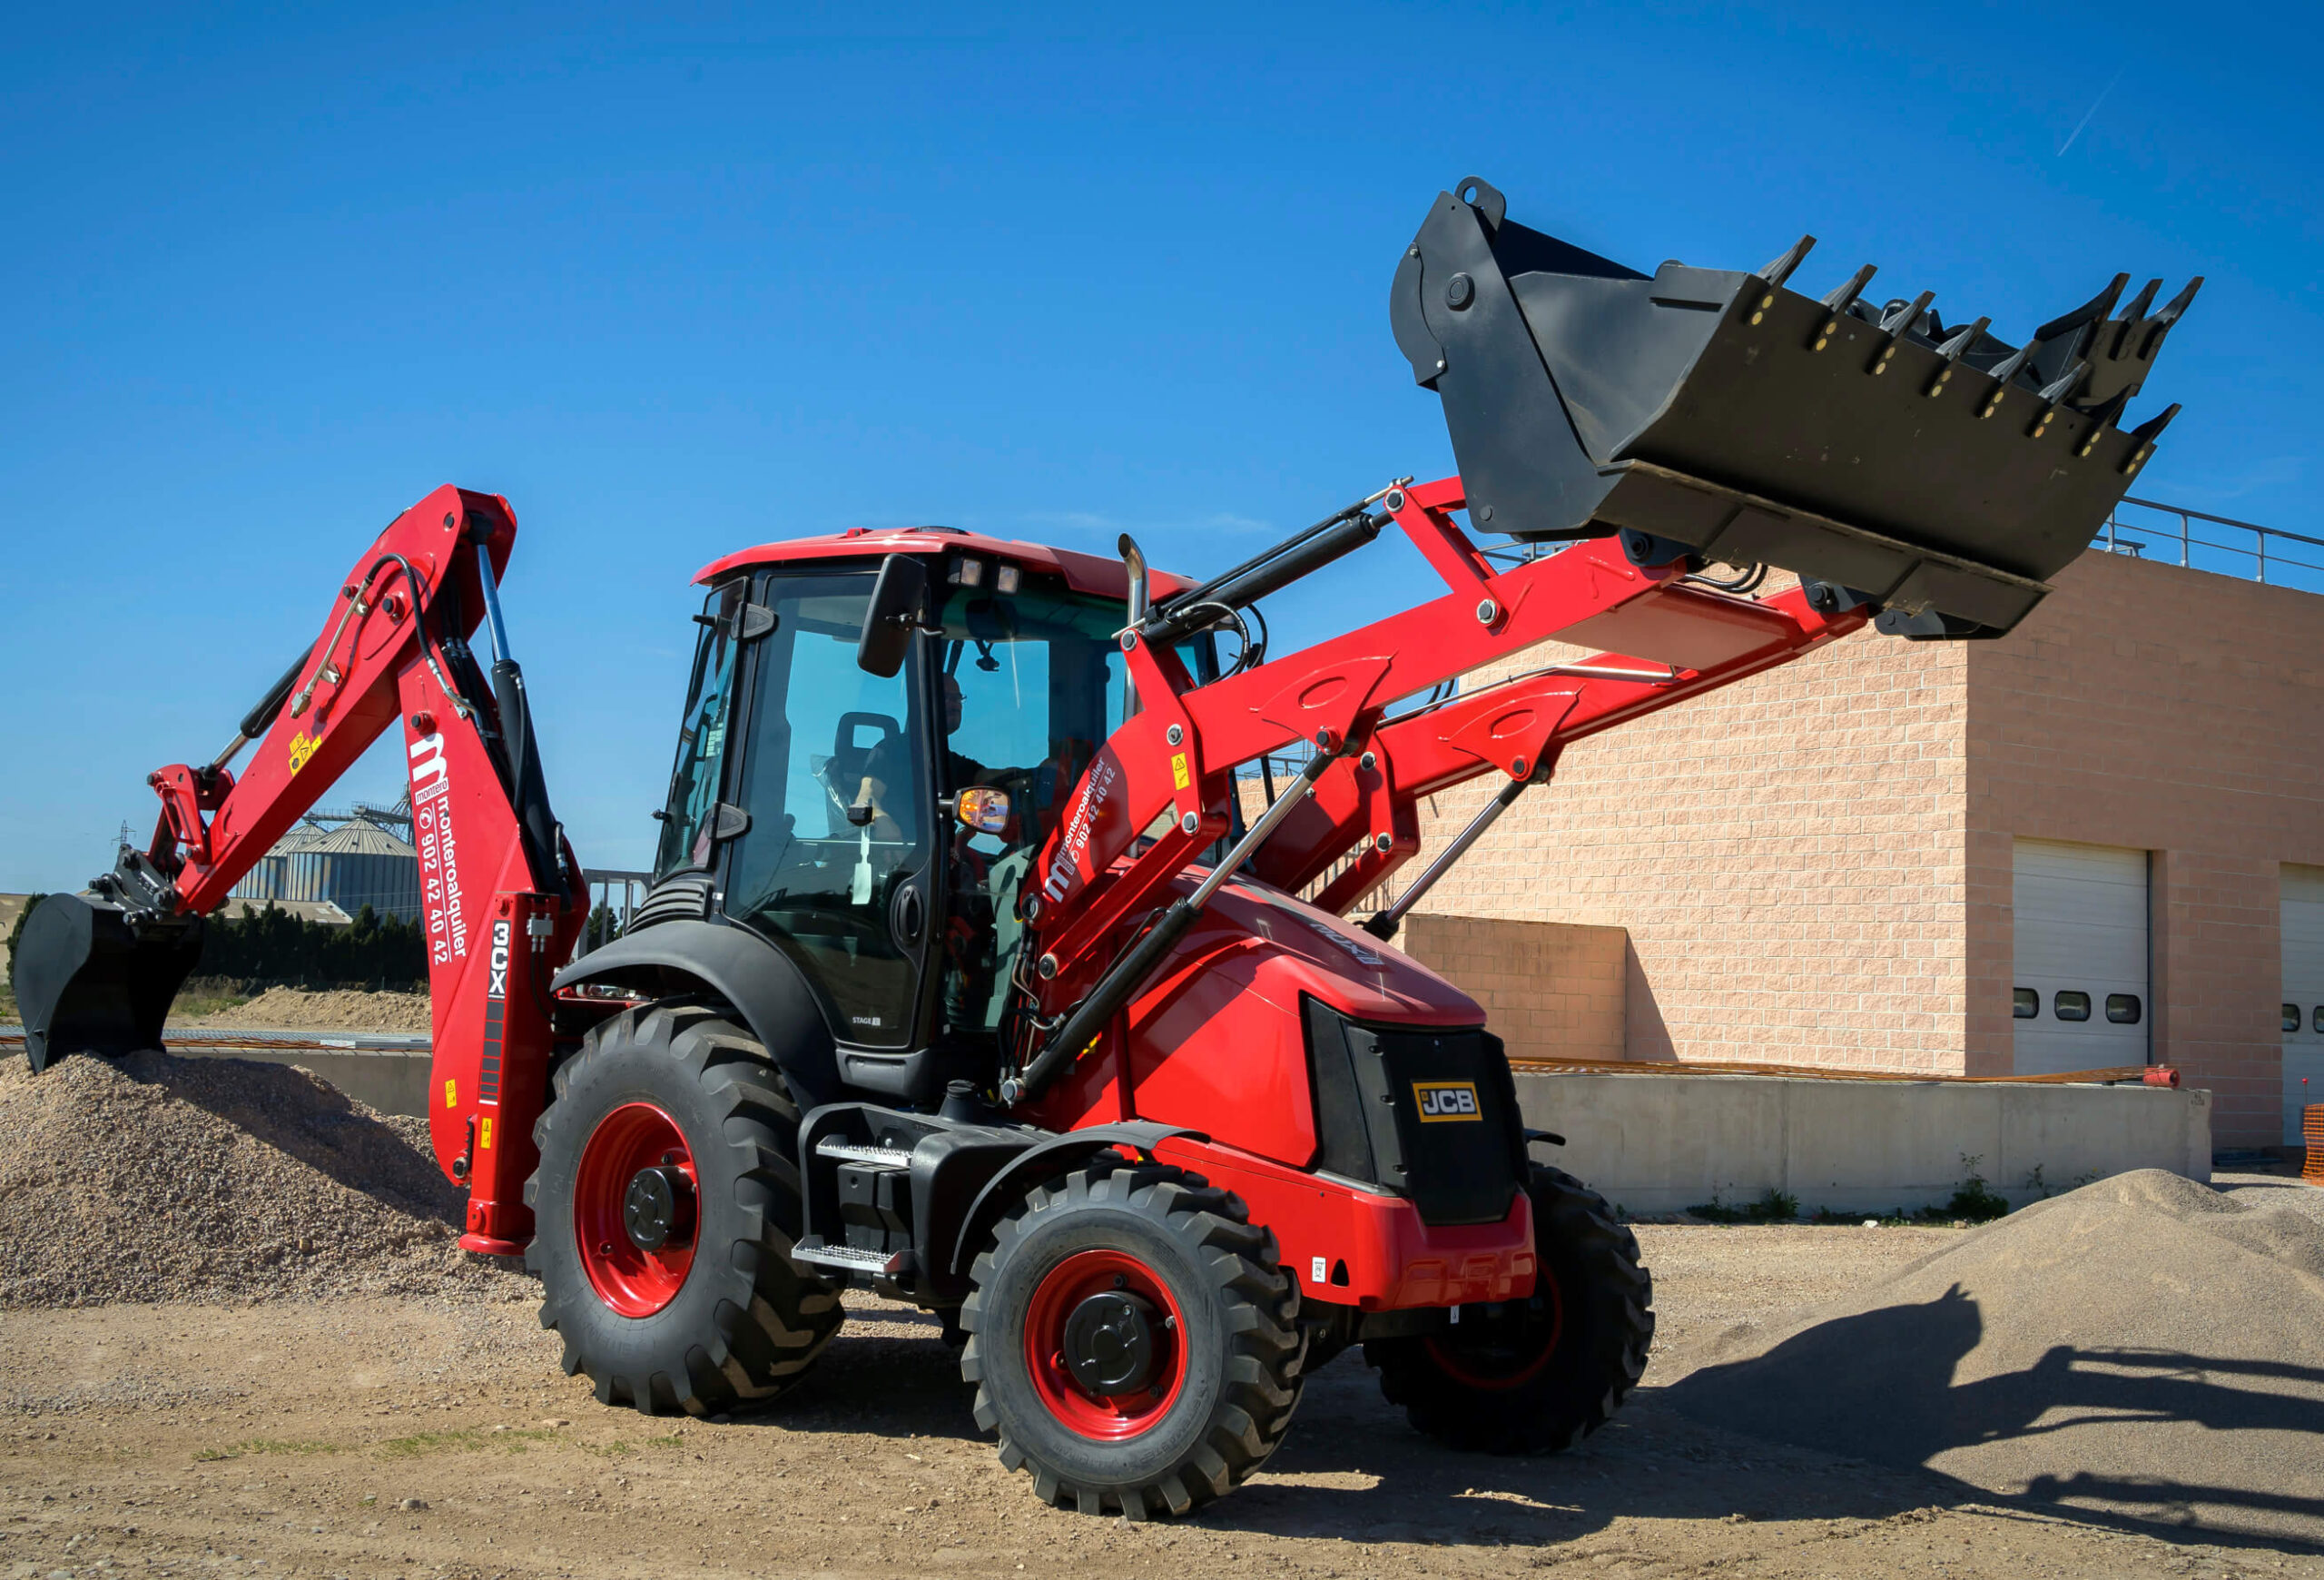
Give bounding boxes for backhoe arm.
[12,485,583,1254]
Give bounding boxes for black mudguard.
[551,918,839,1109]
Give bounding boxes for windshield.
[653,580,745,880]
[934,578,1225,1035]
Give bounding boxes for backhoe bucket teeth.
[1391,177,2197,638]
[9,894,202,1072]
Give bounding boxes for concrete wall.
[172,1044,433,1118]
[1517,1069,2212,1218]
[1967,551,2324,1144]
[1397,913,1625,1062]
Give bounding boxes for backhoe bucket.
[9,894,202,1072]
[1392,177,2198,638]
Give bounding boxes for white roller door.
[2282,865,2324,1145]
[2014,839,2150,1076]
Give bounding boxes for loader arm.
[1020,476,1867,1013]
[1008,172,2191,1107]
[14,485,584,1253]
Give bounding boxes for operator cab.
[650,529,1226,1101]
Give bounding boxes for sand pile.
[1664,1169,2324,1543]
[193,985,433,1032]
[0,1050,524,1307]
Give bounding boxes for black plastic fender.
[947,1121,1204,1279]
[551,919,839,1109]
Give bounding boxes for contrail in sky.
[2058,69,2126,155]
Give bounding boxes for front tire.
[960,1164,1305,1518]
[1366,1165,1653,1454]
[527,1001,843,1415]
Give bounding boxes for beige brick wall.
[1413,600,1972,1073]
[1967,550,2324,1145]
[1397,913,1625,1063]
[1402,548,2324,1146]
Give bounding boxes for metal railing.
[2095,497,2324,593]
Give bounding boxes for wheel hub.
[1061,1290,1157,1394]
[623,1164,696,1252]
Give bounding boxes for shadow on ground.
[1661,1283,2324,1549]
[706,1302,2324,1555]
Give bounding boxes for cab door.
[721,569,936,1050]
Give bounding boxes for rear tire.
[1366,1165,1652,1454]
[960,1163,1305,1518]
[527,1001,842,1415]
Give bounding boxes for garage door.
[2014,839,2150,1076]
[2283,865,2324,1145]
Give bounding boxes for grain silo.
[230,803,420,922]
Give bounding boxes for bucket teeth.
[2037,359,2091,405]
[2136,276,2204,360]
[2129,401,2181,444]
[2034,273,2132,344]
[1757,234,1816,291]
[1821,263,1878,315]
[1878,290,1936,337]
[1390,176,2195,639]
[1976,340,2038,417]
[2121,402,2181,475]
[2073,387,2134,453]
[1937,316,1992,360]
[2153,275,2203,329]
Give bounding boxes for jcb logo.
[1413,1081,1482,1122]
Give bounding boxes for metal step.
[814,1139,914,1170]
[791,1237,914,1278]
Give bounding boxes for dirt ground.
[192,989,433,1033]
[5,1224,2318,1580]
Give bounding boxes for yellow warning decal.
[287,730,321,775]
[1171,752,1190,790]
[443,1078,458,1110]
[1413,1080,1482,1122]
[479,1116,494,1150]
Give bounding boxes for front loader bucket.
[1392,177,2199,638]
[9,894,202,1071]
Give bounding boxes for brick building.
[1407,544,2324,1150]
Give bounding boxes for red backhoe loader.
[12,176,2195,1517]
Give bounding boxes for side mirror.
[857,555,929,677]
[955,785,1011,834]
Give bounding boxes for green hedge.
[198,902,428,989]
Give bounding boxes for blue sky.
[3,2,2316,892]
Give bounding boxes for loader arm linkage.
[1013,474,1867,1098]
[19,486,584,1253]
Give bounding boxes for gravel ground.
[0,1051,521,1308]
[1665,1169,2324,1545]
[192,987,434,1032]
[4,1042,2319,1575]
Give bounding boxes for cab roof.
[694,528,1194,601]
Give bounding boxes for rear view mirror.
[857,555,929,677]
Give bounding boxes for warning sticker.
[1170,752,1190,790]
[287,730,321,775]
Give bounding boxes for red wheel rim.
[574,1102,698,1318]
[1422,1276,1564,1393]
[1023,1249,1188,1440]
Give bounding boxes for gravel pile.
[1664,1168,2324,1543]
[192,986,433,1032]
[0,1050,526,1308]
